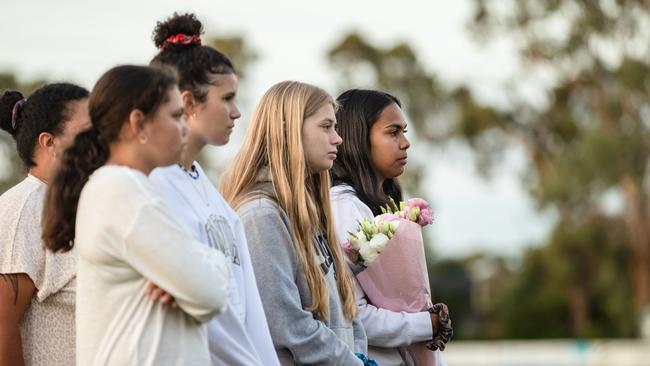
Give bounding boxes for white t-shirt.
[0,175,76,366]
[75,165,231,366]
[150,162,279,366]
[330,184,446,366]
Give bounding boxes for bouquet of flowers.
[343,198,433,268]
[343,198,446,365]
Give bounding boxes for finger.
[171,301,178,309]
[146,282,156,295]
[152,288,165,302]
[160,293,173,304]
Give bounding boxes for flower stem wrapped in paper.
[342,198,448,365]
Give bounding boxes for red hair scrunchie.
[163,34,201,49]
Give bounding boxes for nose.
[231,104,242,120]
[333,129,343,146]
[400,133,410,150]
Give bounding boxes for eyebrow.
[384,122,407,129]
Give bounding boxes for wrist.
[429,312,439,336]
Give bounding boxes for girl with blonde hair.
[222,81,370,365]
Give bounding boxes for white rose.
[359,244,380,266]
[368,233,390,252]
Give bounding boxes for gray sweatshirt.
[238,182,367,365]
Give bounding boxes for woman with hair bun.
[149,12,279,366]
[0,83,89,365]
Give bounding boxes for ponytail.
[42,65,178,252]
[42,127,109,252]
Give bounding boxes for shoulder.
[0,177,45,230]
[149,164,181,186]
[0,176,44,210]
[238,196,287,222]
[86,165,152,196]
[330,184,373,218]
[330,183,355,199]
[81,166,162,212]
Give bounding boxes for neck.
[28,165,50,184]
[181,133,205,170]
[106,142,154,176]
[29,150,55,183]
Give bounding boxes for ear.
[181,90,197,116]
[127,109,147,137]
[128,109,148,144]
[37,132,56,154]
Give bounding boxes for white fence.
[442,340,650,366]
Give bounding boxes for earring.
[191,112,197,120]
[139,135,148,144]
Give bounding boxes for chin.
[211,135,230,146]
[321,162,334,172]
[388,169,405,179]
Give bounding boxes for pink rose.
[342,240,360,263]
[407,198,429,210]
[418,207,434,226]
[376,213,400,222]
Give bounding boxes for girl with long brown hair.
[330,89,452,365]
[42,65,231,365]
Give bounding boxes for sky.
[0,0,557,259]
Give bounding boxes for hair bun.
[153,12,204,50]
[0,90,25,136]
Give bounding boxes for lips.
[328,151,338,159]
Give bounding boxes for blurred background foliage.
[3,0,650,340]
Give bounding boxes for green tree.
[466,0,650,323]
[497,214,635,338]
[327,0,649,338]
